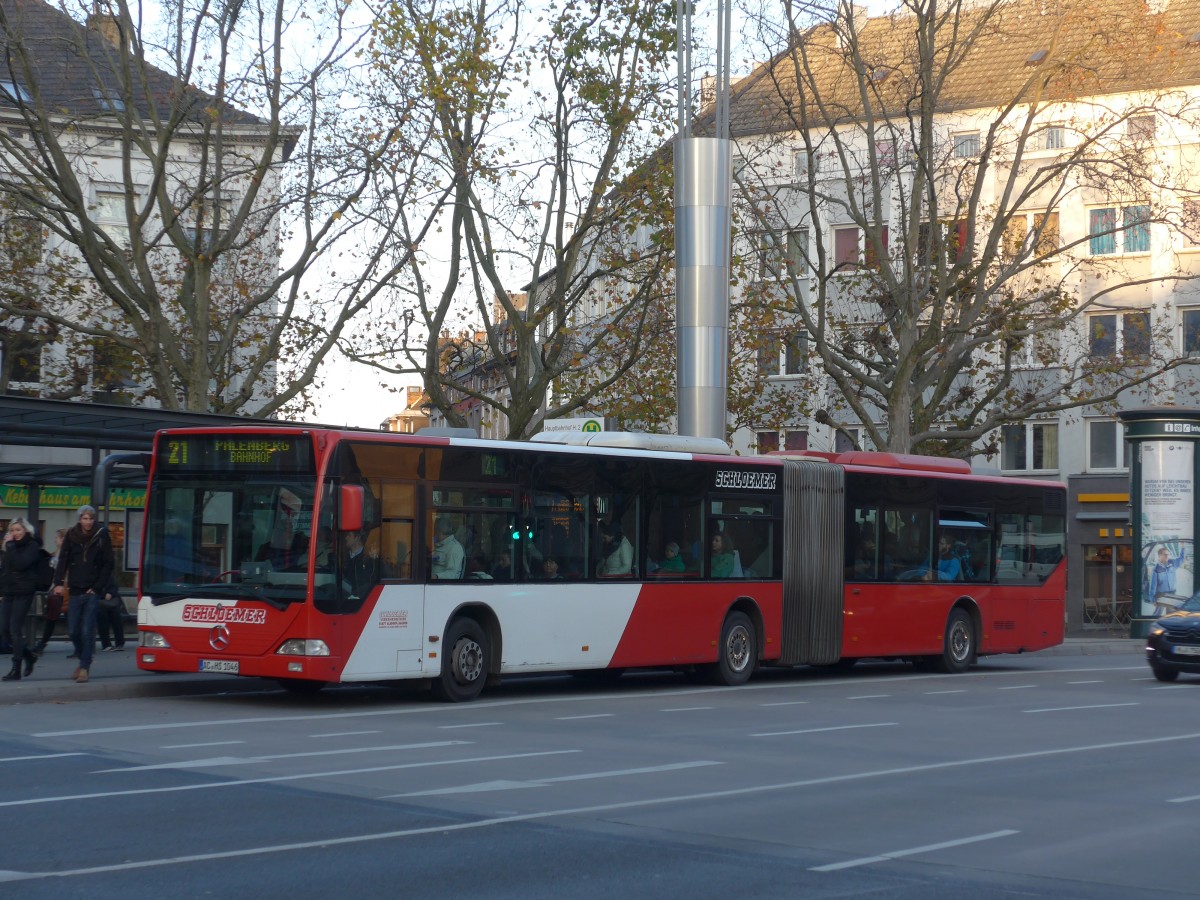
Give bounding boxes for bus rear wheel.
[709,611,757,686]
[432,618,489,702]
[935,608,975,674]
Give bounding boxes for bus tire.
[936,608,974,674]
[432,618,488,703]
[278,678,325,695]
[710,611,757,686]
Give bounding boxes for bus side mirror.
[339,485,364,532]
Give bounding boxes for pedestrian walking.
[51,506,114,684]
[0,517,42,681]
[34,528,66,657]
[97,578,126,652]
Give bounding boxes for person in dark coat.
[0,517,42,681]
[97,577,126,652]
[51,505,115,684]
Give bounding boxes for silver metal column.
[675,0,733,441]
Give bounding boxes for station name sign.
[714,469,778,491]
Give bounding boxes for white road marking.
[923,690,966,695]
[846,694,889,700]
[310,731,381,739]
[554,714,614,720]
[161,741,245,749]
[810,829,1020,872]
[660,706,714,712]
[96,741,467,773]
[752,723,896,738]
[997,685,1036,690]
[387,761,723,797]
[0,750,581,809]
[1067,680,1103,685]
[438,722,501,730]
[4,729,1188,884]
[1023,703,1139,714]
[0,752,83,764]
[760,700,809,706]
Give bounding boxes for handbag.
[98,593,121,610]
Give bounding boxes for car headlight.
[276,639,330,657]
[1150,626,1165,637]
[139,631,171,649]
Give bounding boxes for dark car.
[1146,594,1200,682]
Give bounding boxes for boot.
[23,651,35,677]
[75,668,89,684]
[2,661,20,682]
[71,666,81,681]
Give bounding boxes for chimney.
[86,5,124,50]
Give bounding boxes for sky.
[309,354,416,429]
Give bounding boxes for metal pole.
[675,0,733,442]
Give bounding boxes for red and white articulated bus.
[135,427,1066,701]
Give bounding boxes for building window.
[1183,308,1200,355]
[953,132,980,158]
[1001,421,1058,472]
[791,149,808,181]
[833,225,888,270]
[1089,311,1150,358]
[834,427,861,453]
[833,226,859,267]
[1089,204,1150,256]
[919,219,968,264]
[1041,125,1064,150]
[756,229,807,280]
[1087,419,1128,470]
[1128,114,1156,142]
[94,189,132,249]
[1,329,42,385]
[757,331,809,377]
[0,80,31,103]
[1,215,44,270]
[756,431,779,454]
[876,139,896,168]
[1003,211,1059,259]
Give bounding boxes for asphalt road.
[1,639,1192,900]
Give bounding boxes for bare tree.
[351,0,678,439]
[0,0,443,415]
[732,0,1200,455]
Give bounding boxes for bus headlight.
[276,639,331,657]
[140,631,171,649]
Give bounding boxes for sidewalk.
[0,637,1145,706]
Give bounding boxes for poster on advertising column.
[1140,440,1195,617]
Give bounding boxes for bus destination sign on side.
[159,435,313,473]
[714,469,778,491]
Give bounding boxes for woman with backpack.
[51,505,114,684]
[0,517,43,681]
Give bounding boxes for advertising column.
[1118,409,1200,638]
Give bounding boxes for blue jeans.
[67,591,99,669]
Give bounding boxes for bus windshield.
[143,455,319,605]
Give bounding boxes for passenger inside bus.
[936,533,963,581]
[256,488,309,569]
[541,557,564,580]
[490,550,512,580]
[597,521,633,576]
[341,530,379,598]
[467,556,493,579]
[431,517,465,579]
[710,531,742,578]
[653,541,685,575]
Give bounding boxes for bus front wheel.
[710,611,757,686]
[936,608,975,674]
[432,618,489,703]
